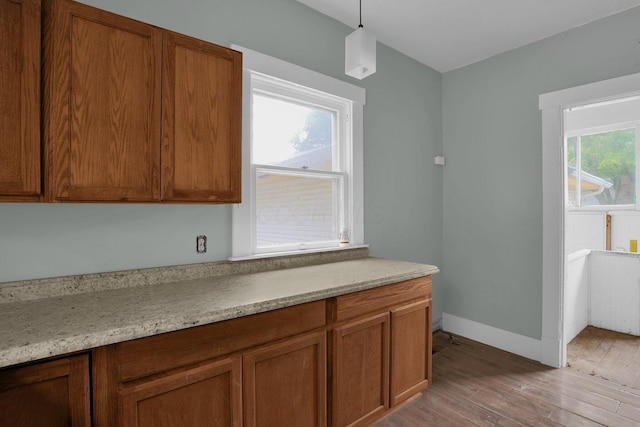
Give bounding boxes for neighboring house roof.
[256,145,333,186]
[567,165,613,192]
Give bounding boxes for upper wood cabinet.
[43,0,162,202]
[42,0,241,203]
[162,32,241,203]
[0,0,41,201]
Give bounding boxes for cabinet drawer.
[334,276,431,322]
[116,300,326,382]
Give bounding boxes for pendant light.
[345,0,376,79]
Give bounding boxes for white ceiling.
[296,0,640,72]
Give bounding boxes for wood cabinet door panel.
[44,0,162,201]
[0,0,41,200]
[390,299,432,406]
[333,312,389,427]
[0,354,91,427]
[162,31,242,202]
[119,355,242,427]
[243,331,327,427]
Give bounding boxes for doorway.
[539,72,640,368]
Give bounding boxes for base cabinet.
[331,277,433,427]
[243,331,327,427]
[118,356,242,427]
[390,299,432,406]
[0,354,91,427]
[94,301,327,427]
[0,276,432,427]
[332,312,390,427]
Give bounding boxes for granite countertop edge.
[0,257,439,369]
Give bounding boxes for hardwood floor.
[567,326,640,389]
[373,331,640,426]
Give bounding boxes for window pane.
[253,94,335,171]
[255,172,341,248]
[580,129,635,206]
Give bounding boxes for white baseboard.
[442,313,541,362]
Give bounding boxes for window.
[252,76,348,252]
[564,95,640,209]
[566,127,636,207]
[231,46,365,259]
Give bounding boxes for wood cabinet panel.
[42,0,242,203]
[244,331,327,427]
[0,354,91,427]
[332,312,389,427]
[0,0,41,201]
[119,355,242,427]
[334,276,431,322]
[390,299,432,406]
[43,0,162,201]
[162,31,242,202]
[116,300,326,382]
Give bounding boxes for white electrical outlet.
[196,235,207,253]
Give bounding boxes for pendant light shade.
[345,0,376,79]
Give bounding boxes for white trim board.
[230,45,366,104]
[442,313,542,362]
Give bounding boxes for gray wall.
[442,7,640,339]
[0,0,444,323]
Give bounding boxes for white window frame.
[565,120,640,211]
[230,46,365,260]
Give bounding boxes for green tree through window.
[567,128,635,205]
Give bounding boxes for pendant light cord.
[359,0,363,28]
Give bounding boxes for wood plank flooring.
[567,326,640,389]
[373,331,640,426]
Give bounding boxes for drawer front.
[116,300,326,382]
[334,276,431,322]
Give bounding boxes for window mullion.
[636,123,640,210]
[576,135,582,207]
[255,164,345,179]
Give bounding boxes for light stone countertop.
[0,256,438,369]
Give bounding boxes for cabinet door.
[243,331,326,427]
[162,31,242,202]
[390,299,432,406]
[43,0,162,201]
[0,0,41,201]
[119,355,242,427]
[332,312,389,427]
[0,354,91,427]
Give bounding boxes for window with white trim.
[565,125,637,207]
[231,47,365,259]
[564,96,640,209]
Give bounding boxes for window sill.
[228,244,369,262]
